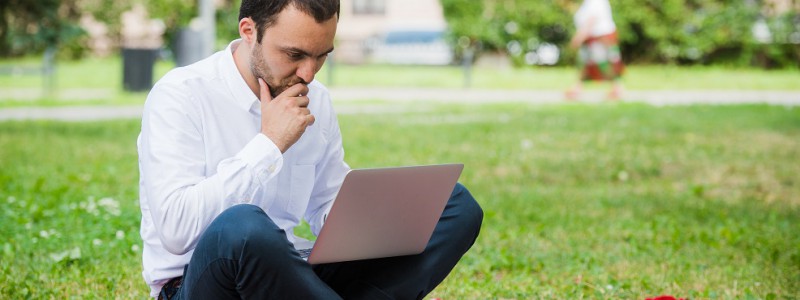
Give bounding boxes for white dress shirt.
[574,0,617,37]
[137,39,350,297]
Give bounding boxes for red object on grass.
[645,296,685,300]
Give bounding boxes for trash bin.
[122,48,158,92]
[174,27,205,67]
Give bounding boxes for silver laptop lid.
[307,163,464,264]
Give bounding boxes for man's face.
[249,5,337,97]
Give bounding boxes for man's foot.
[565,87,581,101]
[606,87,623,101]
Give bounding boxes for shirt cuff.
[236,134,283,184]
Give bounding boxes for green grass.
[0,56,175,90]
[1,102,798,298]
[322,63,800,91]
[0,56,173,107]
[1,55,799,107]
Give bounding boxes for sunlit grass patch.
[1,103,798,298]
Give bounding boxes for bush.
[0,0,86,58]
[0,0,241,59]
[440,0,800,68]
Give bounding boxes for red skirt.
[579,31,624,81]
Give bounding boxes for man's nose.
[296,60,318,84]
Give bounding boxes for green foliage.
[76,0,195,47]
[613,0,763,65]
[0,0,240,59]
[1,104,799,298]
[440,1,571,61]
[440,0,800,68]
[75,1,133,44]
[78,0,239,53]
[0,0,86,57]
[216,0,244,45]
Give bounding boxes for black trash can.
[122,48,159,92]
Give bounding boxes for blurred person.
[137,0,483,299]
[565,0,625,100]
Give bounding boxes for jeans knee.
[210,204,290,256]
[450,183,484,236]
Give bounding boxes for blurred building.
[762,0,799,16]
[336,0,448,64]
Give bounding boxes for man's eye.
[288,52,303,59]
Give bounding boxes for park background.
[1,0,799,299]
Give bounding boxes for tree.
[0,0,85,57]
[440,0,800,68]
[1,0,240,58]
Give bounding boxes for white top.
[137,39,350,297]
[574,0,617,37]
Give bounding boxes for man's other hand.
[259,78,315,153]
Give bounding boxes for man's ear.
[239,17,257,44]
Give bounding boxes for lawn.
[1,55,799,107]
[1,102,798,298]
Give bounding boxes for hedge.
[440,0,800,68]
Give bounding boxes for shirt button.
[268,165,276,172]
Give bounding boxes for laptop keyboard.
[297,248,312,259]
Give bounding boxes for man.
[138,0,483,299]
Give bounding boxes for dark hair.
[239,0,340,43]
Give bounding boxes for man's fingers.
[295,107,314,126]
[306,114,316,126]
[258,78,272,103]
[281,83,310,98]
[295,84,310,97]
[279,84,310,107]
[295,95,310,108]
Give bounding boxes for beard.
[250,44,303,98]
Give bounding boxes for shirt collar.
[220,39,261,113]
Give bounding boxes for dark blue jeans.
[171,183,482,300]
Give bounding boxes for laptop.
[294,163,464,264]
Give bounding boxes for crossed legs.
[174,183,483,300]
